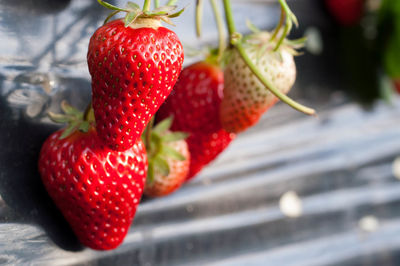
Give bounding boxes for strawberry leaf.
[61,101,81,117]
[153,117,173,134]
[153,5,177,14]
[168,7,185,18]
[78,121,90,133]
[153,156,170,176]
[48,112,71,123]
[124,10,140,27]
[162,145,186,161]
[147,161,155,183]
[125,1,140,11]
[60,121,79,139]
[161,132,189,142]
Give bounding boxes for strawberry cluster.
[38,0,313,251]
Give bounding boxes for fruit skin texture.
[220,43,296,133]
[38,128,147,250]
[87,19,184,151]
[157,62,236,180]
[325,0,364,26]
[144,139,190,197]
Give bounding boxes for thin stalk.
[222,0,236,37]
[196,0,204,37]
[143,0,151,12]
[270,6,285,42]
[154,0,160,8]
[210,0,226,62]
[235,43,315,116]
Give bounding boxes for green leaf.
[161,132,189,142]
[48,112,71,123]
[61,101,81,117]
[153,117,173,134]
[78,121,90,133]
[160,16,175,26]
[125,2,140,11]
[153,5,177,14]
[60,121,79,139]
[168,7,185,18]
[153,156,170,176]
[246,19,260,33]
[162,145,186,161]
[147,162,155,184]
[124,10,140,27]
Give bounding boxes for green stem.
[210,0,226,62]
[97,0,127,12]
[196,0,204,37]
[270,6,284,42]
[235,43,315,116]
[143,0,151,11]
[222,0,236,37]
[154,0,160,8]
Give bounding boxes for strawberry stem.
[143,0,152,12]
[154,0,160,8]
[196,0,204,37]
[223,0,236,40]
[210,0,226,63]
[270,6,285,42]
[235,43,316,116]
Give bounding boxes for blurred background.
[1,0,400,265]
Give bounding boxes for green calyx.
[143,117,188,184]
[48,101,94,139]
[97,0,185,27]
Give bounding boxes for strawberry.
[38,103,147,250]
[144,118,190,197]
[157,62,235,180]
[87,2,184,151]
[325,0,365,26]
[220,32,297,133]
[395,80,400,94]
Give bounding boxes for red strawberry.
[157,62,235,180]
[87,9,184,151]
[39,126,147,250]
[325,0,365,26]
[395,79,400,94]
[220,32,297,133]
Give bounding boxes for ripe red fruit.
[144,138,190,197]
[325,0,365,26]
[157,62,235,180]
[38,128,147,250]
[87,19,184,151]
[395,79,400,94]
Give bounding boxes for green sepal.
[97,0,128,12]
[147,161,155,184]
[168,7,185,18]
[126,2,141,11]
[125,10,141,27]
[161,131,189,142]
[246,19,260,33]
[161,145,186,161]
[153,116,173,134]
[78,121,90,132]
[152,5,177,15]
[61,101,82,117]
[60,121,79,139]
[153,156,170,176]
[48,112,72,123]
